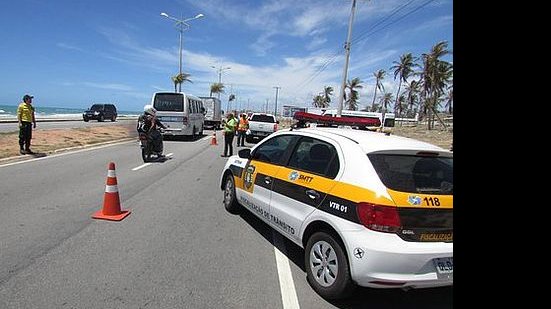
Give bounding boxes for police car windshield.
[368,154,453,195]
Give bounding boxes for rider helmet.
[144,104,156,116]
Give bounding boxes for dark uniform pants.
[19,121,32,150]
[224,132,235,156]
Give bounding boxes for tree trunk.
[430,105,447,130]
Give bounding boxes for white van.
[152,92,205,137]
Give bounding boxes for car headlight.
[94,111,100,115]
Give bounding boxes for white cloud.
[83,82,133,92]
[56,43,84,52]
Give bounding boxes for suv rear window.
[154,94,184,112]
[368,154,453,195]
[250,114,275,123]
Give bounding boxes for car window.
[368,154,453,195]
[154,94,184,112]
[90,104,102,111]
[250,114,275,123]
[287,137,339,178]
[252,135,297,165]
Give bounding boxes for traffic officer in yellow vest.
[221,113,238,157]
[17,94,37,155]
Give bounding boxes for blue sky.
[0,0,452,112]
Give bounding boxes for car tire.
[305,231,355,300]
[223,174,240,214]
[199,125,203,136]
[111,115,116,122]
[98,115,104,122]
[246,136,253,143]
[83,117,89,122]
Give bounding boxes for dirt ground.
[391,125,453,150]
[0,124,137,160]
[0,123,452,161]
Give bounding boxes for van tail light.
[183,116,188,125]
[356,202,401,233]
[274,123,278,131]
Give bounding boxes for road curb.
[0,138,135,166]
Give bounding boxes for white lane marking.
[131,153,173,171]
[132,163,151,171]
[0,140,133,168]
[273,231,300,309]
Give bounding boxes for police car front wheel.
[223,175,240,214]
[305,232,355,299]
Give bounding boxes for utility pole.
[336,0,357,117]
[273,86,280,117]
[265,99,269,113]
[211,65,231,99]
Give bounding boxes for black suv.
[83,104,117,122]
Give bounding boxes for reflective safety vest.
[238,118,249,131]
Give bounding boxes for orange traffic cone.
[92,162,131,221]
[210,130,218,145]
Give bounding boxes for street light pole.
[273,86,280,117]
[211,65,231,99]
[336,0,357,117]
[160,12,204,91]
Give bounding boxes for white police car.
[219,124,453,299]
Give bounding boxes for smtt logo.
[289,171,299,181]
[244,165,256,189]
[408,195,422,206]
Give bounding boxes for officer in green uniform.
[17,94,37,155]
[221,113,237,157]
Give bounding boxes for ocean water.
[0,104,140,119]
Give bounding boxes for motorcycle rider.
[137,104,167,158]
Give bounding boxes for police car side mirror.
[238,148,251,159]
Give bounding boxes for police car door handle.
[264,176,272,184]
[306,189,320,200]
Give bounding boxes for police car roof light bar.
[292,111,381,129]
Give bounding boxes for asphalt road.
[0,118,137,133]
[0,131,452,308]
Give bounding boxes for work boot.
[20,149,26,155]
[25,149,34,154]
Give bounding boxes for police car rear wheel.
[306,232,355,299]
[223,175,240,214]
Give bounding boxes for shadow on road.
[237,209,453,309]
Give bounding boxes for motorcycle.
[138,129,164,162]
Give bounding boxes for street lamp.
[211,65,231,99]
[160,12,204,90]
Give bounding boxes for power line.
[288,0,437,100]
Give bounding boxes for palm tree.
[404,80,420,118]
[312,94,325,108]
[345,77,363,111]
[323,86,333,106]
[379,92,393,128]
[210,82,225,98]
[371,70,385,110]
[390,53,416,116]
[419,41,452,129]
[395,94,406,121]
[171,72,192,93]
